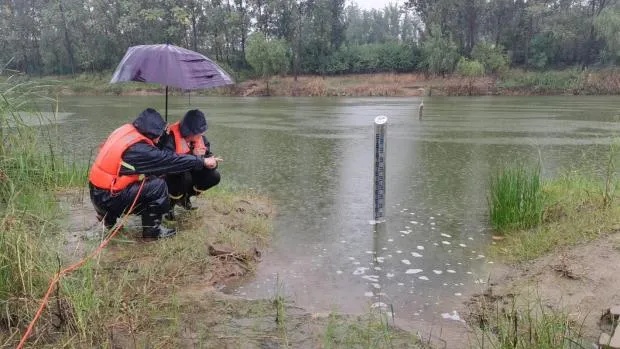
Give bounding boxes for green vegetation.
[470,293,587,349]
[489,165,544,234]
[246,33,290,95]
[0,77,86,340]
[490,144,620,262]
[323,311,422,349]
[2,0,619,85]
[493,170,620,262]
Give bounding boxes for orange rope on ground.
[16,180,146,349]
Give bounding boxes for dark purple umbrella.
[110,44,234,120]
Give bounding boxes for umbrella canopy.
[110,44,234,119]
[111,44,234,89]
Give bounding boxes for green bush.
[472,42,509,75]
[456,57,485,77]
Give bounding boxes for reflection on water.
[57,95,620,328]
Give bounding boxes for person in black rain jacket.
[160,109,221,219]
[88,108,211,239]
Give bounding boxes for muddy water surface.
[56,95,620,335]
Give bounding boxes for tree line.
[1,0,618,79]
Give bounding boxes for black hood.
[180,109,207,137]
[132,108,166,139]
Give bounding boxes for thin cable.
[16,180,146,349]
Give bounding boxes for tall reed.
[489,165,544,233]
[0,73,86,337]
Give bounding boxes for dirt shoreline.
[461,231,620,347]
[47,70,620,98]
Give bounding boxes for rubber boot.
[179,195,196,211]
[142,212,176,239]
[165,199,177,221]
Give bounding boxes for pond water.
[56,95,620,331]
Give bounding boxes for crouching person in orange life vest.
[160,109,221,219]
[88,108,213,239]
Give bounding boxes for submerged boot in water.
[142,212,176,239]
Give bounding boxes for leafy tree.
[471,42,509,75]
[245,33,290,94]
[456,57,484,95]
[594,6,620,64]
[419,25,459,75]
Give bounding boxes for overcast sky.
[349,0,404,10]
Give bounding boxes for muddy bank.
[2,189,429,348]
[462,231,620,346]
[38,70,620,98]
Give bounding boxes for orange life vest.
[88,124,153,192]
[168,122,207,155]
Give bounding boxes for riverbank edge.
[28,69,620,98]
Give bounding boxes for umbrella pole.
[165,86,169,122]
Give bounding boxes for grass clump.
[489,165,544,234]
[323,310,423,349]
[493,170,620,262]
[470,293,587,349]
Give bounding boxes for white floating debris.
[366,251,374,254]
[376,257,385,263]
[441,311,464,322]
[474,279,487,284]
[372,283,381,289]
[353,267,369,275]
[417,246,424,250]
[398,283,404,286]
[459,244,467,247]
[388,239,394,242]
[401,259,411,265]
[454,293,462,297]
[418,276,429,281]
[365,292,374,297]
[386,273,395,278]
[466,271,473,275]
[468,237,474,240]
[336,270,343,274]
[442,241,451,245]
[396,250,403,254]
[440,233,452,238]
[477,255,485,259]
[447,269,456,273]
[348,257,356,260]
[371,302,388,309]
[410,221,419,225]
[382,247,388,251]
[352,261,360,265]
[341,240,346,243]
[362,275,379,281]
[430,222,436,226]
[406,269,423,274]
[411,252,423,258]
[430,216,435,220]
[433,243,439,246]
[433,270,443,275]
[374,267,382,271]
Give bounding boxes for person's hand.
[204,156,222,169]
